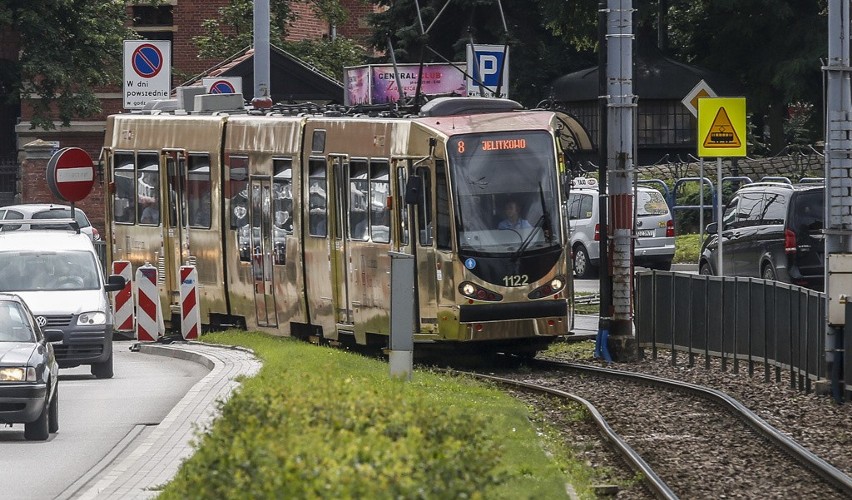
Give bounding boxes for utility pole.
[597,1,612,360]
[604,0,637,361]
[252,0,272,109]
[823,0,852,401]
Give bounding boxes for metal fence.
[635,271,829,394]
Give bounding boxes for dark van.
[698,182,824,290]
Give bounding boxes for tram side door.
[248,177,277,327]
[163,151,189,306]
[329,156,353,325]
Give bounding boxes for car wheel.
[48,383,59,434]
[762,263,777,281]
[91,352,114,379]
[699,262,713,276]
[24,396,50,441]
[573,245,596,279]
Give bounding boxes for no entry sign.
[46,147,95,202]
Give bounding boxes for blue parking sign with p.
[467,44,510,98]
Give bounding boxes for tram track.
[462,358,852,499]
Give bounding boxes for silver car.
[0,204,100,242]
[566,179,675,278]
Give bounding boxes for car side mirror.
[705,222,718,234]
[43,329,64,343]
[104,274,127,293]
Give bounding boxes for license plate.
[637,229,655,237]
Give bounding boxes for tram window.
[187,154,211,228]
[273,159,293,265]
[435,162,451,250]
[308,161,327,237]
[349,160,369,241]
[396,166,409,245]
[137,153,160,225]
[416,167,432,246]
[113,152,136,224]
[229,156,250,262]
[370,161,390,243]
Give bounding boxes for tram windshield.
[448,131,561,256]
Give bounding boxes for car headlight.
[78,312,107,325]
[0,367,36,382]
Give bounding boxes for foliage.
[665,0,827,150]
[0,1,139,130]
[674,233,702,265]
[159,332,577,499]
[366,0,595,106]
[282,37,368,81]
[193,0,368,80]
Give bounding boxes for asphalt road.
[0,341,209,500]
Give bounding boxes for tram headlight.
[527,275,567,299]
[458,281,502,302]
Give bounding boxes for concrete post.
[389,251,415,380]
[21,139,60,204]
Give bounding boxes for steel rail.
[531,358,852,496]
[467,372,678,500]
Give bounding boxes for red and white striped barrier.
[135,263,163,342]
[111,261,134,332]
[179,265,200,340]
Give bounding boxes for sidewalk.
[69,342,261,500]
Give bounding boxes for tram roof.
[413,109,556,138]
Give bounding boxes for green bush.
[158,333,572,499]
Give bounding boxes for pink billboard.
[344,63,467,105]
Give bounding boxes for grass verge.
[157,331,612,499]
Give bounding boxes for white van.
[566,178,675,278]
[0,228,125,378]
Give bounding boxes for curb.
[71,342,261,499]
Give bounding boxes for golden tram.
[102,95,592,355]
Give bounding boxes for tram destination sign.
[123,40,172,110]
[46,147,95,203]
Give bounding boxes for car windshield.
[31,208,91,229]
[448,131,561,256]
[0,301,35,342]
[0,250,100,291]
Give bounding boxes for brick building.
[4,0,378,233]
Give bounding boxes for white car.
[0,204,100,242]
[566,178,675,278]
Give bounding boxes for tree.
[0,1,138,130]
[193,0,367,81]
[366,0,596,107]
[665,0,827,154]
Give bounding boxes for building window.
[638,100,696,147]
[132,5,174,45]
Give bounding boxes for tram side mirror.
[705,222,718,234]
[404,175,422,205]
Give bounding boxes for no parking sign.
[123,40,171,109]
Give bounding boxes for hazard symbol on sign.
[702,108,741,148]
[697,97,746,158]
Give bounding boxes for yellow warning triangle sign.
[702,107,742,148]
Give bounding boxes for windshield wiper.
[511,183,553,261]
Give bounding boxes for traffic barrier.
[179,265,200,340]
[135,262,163,342]
[111,261,134,332]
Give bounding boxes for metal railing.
[635,271,827,393]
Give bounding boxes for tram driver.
[497,199,531,230]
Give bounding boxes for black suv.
[699,182,824,290]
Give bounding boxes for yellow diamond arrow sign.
[698,97,746,157]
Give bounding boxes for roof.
[551,38,742,102]
[0,230,94,251]
[181,44,345,104]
